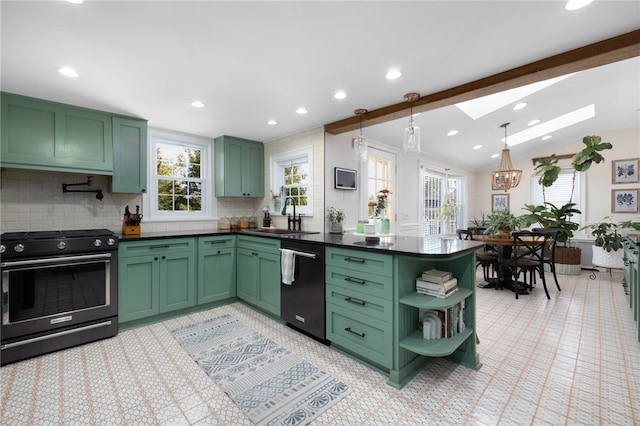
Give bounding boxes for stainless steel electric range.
[0,229,118,365]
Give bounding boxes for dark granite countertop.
[118,229,484,258]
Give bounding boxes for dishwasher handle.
[279,248,316,259]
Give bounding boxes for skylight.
[455,73,576,120]
[505,104,595,146]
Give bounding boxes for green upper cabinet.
[1,92,113,174]
[112,117,148,193]
[214,135,264,197]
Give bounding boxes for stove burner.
[1,228,115,241]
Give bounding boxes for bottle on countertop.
[263,212,271,228]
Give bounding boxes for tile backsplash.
[0,168,259,233]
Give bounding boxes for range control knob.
[0,245,5,254]
[57,241,67,250]
[93,239,102,247]
[14,244,25,253]
[107,238,116,246]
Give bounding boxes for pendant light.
[353,108,368,162]
[403,92,421,153]
[490,122,522,191]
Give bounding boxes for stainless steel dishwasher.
[280,239,327,343]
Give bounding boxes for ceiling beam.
[324,29,640,135]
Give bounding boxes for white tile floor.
[1,269,639,425]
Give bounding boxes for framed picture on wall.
[611,189,639,213]
[492,194,509,212]
[612,158,639,184]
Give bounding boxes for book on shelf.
[416,277,458,292]
[420,269,452,283]
[416,286,459,299]
[420,301,467,339]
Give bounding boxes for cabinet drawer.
[119,238,196,257]
[326,284,392,323]
[236,235,280,254]
[198,235,236,250]
[326,303,393,368]
[325,247,393,277]
[326,265,393,300]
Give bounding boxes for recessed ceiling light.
[190,101,204,108]
[58,67,79,78]
[473,145,483,150]
[513,102,528,111]
[296,107,308,115]
[491,154,500,159]
[528,119,541,126]
[267,119,277,126]
[565,0,594,11]
[455,73,575,120]
[541,135,552,141]
[386,69,402,80]
[506,104,595,146]
[447,130,458,136]
[66,0,84,4]
[334,91,347,100]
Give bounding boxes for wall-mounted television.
[334,167,357,190]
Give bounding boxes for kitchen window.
[270,147,313,215]
[145,129,215,220]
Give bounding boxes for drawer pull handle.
[344,327,365,338]
[345,297,365,306]
[149,244,170,249]
[206,240,227,245]
[344,257,365,264]
[344,277,365,285]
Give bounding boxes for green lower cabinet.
[326,302,393,369]
[118,238,196,323]
[119,254,159,322]
[198,247,236,304]
[236,237,281,316]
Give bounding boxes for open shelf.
[399,328,473,357]
[399,288,472,309]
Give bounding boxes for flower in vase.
[373,189,391,217]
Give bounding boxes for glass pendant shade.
[353,108,368,162]
[490,122,522,191]
[403,92,421,154]
[354,133,368,162]
[404,121,421,153]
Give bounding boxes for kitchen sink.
[241,228,319,236]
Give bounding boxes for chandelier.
[490,122,522,191]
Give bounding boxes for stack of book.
[415,269,458,299]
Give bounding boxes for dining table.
[473,234,544,293]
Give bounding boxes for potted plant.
[581,218,640,252]
[327,206,346,234]
[520,135,613,274]
[484,210,521,237]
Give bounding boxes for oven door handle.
[1,253,111,268]
[0,320,113,350]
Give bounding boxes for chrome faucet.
[281,196,302,230]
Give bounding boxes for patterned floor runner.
[170,314,352,425]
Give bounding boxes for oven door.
[1,253,117,340]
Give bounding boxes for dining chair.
[501,230,552,299]
[457,229,499,283]
[532,227,562,292]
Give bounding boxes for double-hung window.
[270,147,313,215]
[531,164,583,226]
[146,129,214,220]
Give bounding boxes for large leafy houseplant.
[520,135,613,247]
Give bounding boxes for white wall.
[324,131,474,236]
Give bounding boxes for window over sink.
[143,128,216,221]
